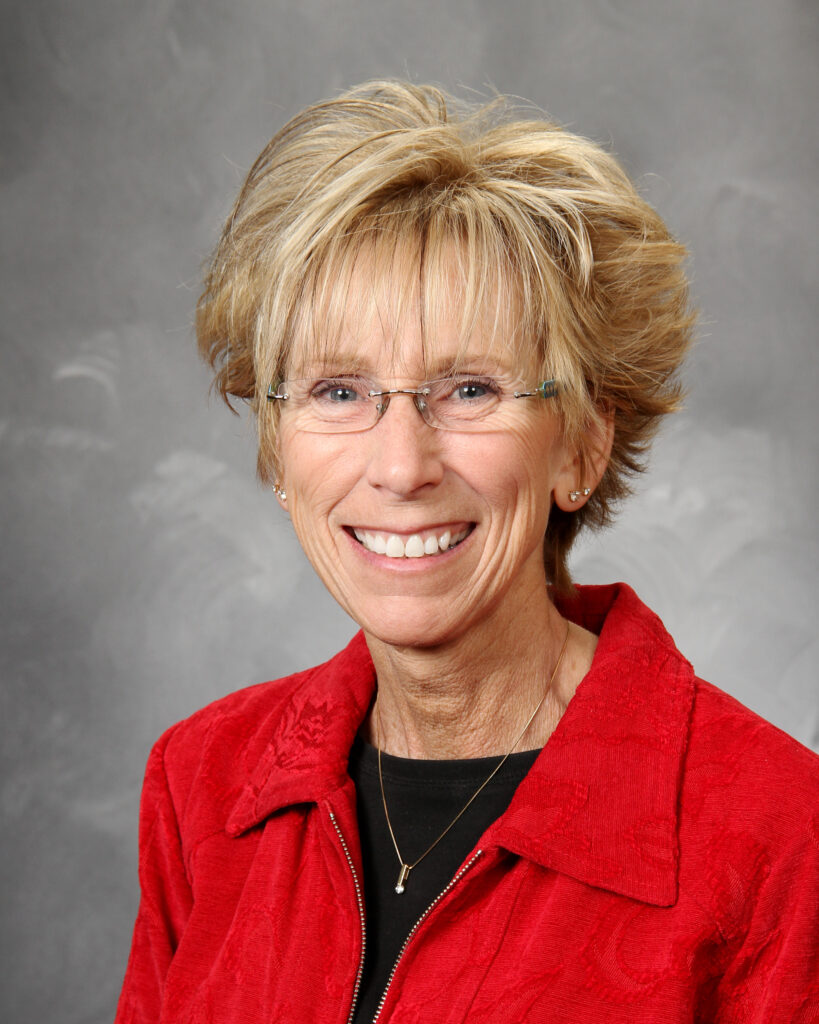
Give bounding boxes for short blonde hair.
[197,80,695,593]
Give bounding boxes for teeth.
[405,535,425,558]
[354,527,470,558]
[385,535,405,558]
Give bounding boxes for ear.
[552,408,614,513]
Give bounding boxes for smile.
[350,525,473,559]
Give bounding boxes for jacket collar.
[490,584,694,906]
[226,583,694,907]
[225,630,376,833]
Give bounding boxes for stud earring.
[274,482,287,502]
[568,487,591,502]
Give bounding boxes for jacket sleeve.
[714,814,819,1023]
[115,728,194,1023]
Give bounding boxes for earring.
[274,482,287,501]
[568,487,591,502]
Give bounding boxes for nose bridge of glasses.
[371,385,433,426]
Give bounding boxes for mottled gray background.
[1,0,817,1020]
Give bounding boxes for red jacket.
[116,584,819,1022]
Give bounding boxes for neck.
[363,584,595,759]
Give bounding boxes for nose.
[364,391,445,496]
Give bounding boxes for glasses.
[266,374,558,434]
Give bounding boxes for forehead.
[285,237,537,377]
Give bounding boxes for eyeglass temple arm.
[513,379,558,399]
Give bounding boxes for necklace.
[376,621,571,894]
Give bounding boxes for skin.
[275,284,612,760]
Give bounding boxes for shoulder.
[161,663,317,765]
[677,680,819,1008]
[686,676,819,812]
[680,677,819,927]
[143,632,372,842]
[145,668,314,833]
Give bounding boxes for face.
[275,282,580,652]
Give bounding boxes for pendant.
[394,863,411,894]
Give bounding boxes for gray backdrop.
[2,1,817,1020]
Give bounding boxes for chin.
[353,601,468,651]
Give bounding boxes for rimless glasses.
[266,374,559,434]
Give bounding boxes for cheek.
[279,435,352,535]
[280,430,354,496]
[464,427,561,508]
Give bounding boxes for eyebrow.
[424,352,514,377]
[288,350,368,376]
[289,346,517,379]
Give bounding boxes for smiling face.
[275,259,581,652]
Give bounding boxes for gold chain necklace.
[376,622,570,894]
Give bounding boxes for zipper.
[328,809,367,1024]
[371,849,484,1023]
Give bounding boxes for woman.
[116,81,819,1022]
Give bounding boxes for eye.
[457,381,487,401]
[447,377,501,402]
[311,378,367,403]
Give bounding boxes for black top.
[348,737,541,1023]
